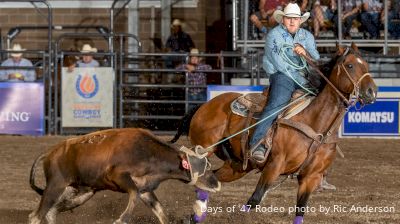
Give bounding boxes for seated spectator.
[333,0,362,39]
[383,0,400,39]
[0,43,36,82]
[165,19,195,68]
[312,0,337,38]
[361,0,383,39]
[250,0,288,39]
[176,48,211,110]
[68,44,100,72]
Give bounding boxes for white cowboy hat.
[80,44,97,53]
[9,44,26,57]
[171,19,182,27]
[273,3,310,24]
[190,48,200,56]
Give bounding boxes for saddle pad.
[231,97,261,119]
[230,93,314,120]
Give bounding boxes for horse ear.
[351,42,359,52]
[336,42,345,55]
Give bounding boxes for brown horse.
[171,43,377,223]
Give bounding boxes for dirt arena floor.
[0,135,399,224]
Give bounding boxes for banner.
[342,99,399,136]
[62,67,114,127]
[0,82,44,136]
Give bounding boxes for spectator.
[0,43,36,82]
[333,0,362,39]
[250,0,288,39]
[384,0,400,38]
[176,48,211,110]
[312,0,337,38]
[361,0,383,39]
[165,19,195,68]
[68,44,100,72]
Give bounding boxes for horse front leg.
[246,157,284,209]
[293,173,323,224]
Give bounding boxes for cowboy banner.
[62,67,114,127]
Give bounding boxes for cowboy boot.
[250,143,267,162]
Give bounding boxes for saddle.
[230,89,315,169]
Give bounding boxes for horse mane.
[312,52,342,92]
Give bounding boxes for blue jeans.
[361,12,380,39]
[250,72,301,146]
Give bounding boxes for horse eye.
[347,64,353,69]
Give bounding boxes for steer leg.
[57,186,95,212]
[112,173,139,224]
[139,191,168,224]
[29,181,67,224]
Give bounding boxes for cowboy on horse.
[249,2,335,190]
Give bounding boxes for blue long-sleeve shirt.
[263,24,320,85]
[0,58,36,82]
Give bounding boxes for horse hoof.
[192,212,207,223]
[293,215,304,224]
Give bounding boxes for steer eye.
[347,64,353,69]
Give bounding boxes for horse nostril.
[367,87,376,98]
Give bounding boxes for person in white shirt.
[0,43,36,82]
[68,44,100,72]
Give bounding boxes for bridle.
[303,47,372,107]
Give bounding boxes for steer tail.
[170,104,202,143]
[29,152,48,195]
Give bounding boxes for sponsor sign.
[0,82,44,135]
[341,89,400,137]
[62,67,114,127]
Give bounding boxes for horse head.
[330,43,377,106]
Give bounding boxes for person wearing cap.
[165,19,195,68]
[0,43,36,82]
[176,48,211,110]
[67,44,100,72]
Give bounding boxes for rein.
[301,49,371,107]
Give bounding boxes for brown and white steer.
[29,128,220,224]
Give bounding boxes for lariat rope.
[280,44,317,96]
[198,44,314,153]
[202,93,310,152]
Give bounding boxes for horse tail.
[170,104,202,143]
[29,152,49,196]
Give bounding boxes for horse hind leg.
[139,191,168,224]
[214,160,249,182]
